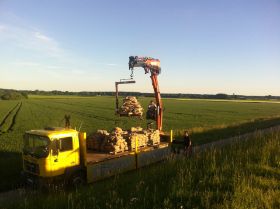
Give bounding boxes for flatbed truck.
[22,56,169,188]
[22,127,170,188]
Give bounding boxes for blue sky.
[0,0,279,96]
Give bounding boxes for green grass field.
[2,96,280,149]
[1,96,280,192]
[2,125,279,209]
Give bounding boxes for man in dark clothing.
[64,114,71,129]
[146,100,157,120]
[184,131,192,156]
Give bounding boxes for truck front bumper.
[21,171,66,190]
[21,171,42,189]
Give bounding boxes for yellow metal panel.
[50,133,80,176]
[26,128,79,140]
[23,130,82,178]
[79,132,87,167]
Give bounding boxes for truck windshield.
[23,134,50,158]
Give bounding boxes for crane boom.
[128,56,163,131]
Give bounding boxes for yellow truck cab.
[22,127,170,188]
[22,127,86,187]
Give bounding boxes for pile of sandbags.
[87,127,160,154]
[147,129,160,145]
[119,96,144,116]
[126,127,148,150]
[102,127,128,154]
[126,127,160,149]
[87,130,109,151]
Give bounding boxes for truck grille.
[24,160,39,174]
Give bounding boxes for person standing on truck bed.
[146,100,157,120]
[64,114,71,129]
[184,131,192,156]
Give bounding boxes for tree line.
[1,88,279,100]
[15,89,280,100]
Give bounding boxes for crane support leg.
[115,82,119,114]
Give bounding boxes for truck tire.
[69,172,86,189]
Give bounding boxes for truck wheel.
[70,172,85,188]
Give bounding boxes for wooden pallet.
[130,144,146,151]
[109,149,127,155]
[147,142,160,147]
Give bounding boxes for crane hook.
[130,69,134,79]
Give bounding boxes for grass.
[1,127,279,209]
[1,96,280,192]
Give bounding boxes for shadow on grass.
[248,164,280,180]
[1,117,280,193]
[0,151,22,192]
[191,117,280,145]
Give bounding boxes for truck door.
[51,135,79,176]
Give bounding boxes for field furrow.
[8,102,22,131]
[0,102,22,134]
[0,103,19,127]
[0,101,18,123]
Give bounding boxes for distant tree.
[215,93,228,99]
[21,92,28,99]
[266,95,272,100]
[2,91,23,100]
[0,89,28,100]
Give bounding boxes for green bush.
[0,91,28,100]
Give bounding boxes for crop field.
[2,96,280,150]
[1,96,280,192]
[0,101,20,133]
[1,124,280,209]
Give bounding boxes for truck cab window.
[60,137,73,152]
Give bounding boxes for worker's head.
[184,131,189,137]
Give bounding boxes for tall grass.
[2,128,279,209]
[1,97,280,193]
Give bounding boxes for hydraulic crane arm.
[128,56,163,131]
[129,56,161,76]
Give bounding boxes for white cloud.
[32,31,62,55]
[106,63,118,66]
[0,14,117,91]
[70,69,85,75]
[13,61,41,67]
[46,65,63,70]
[0,23,64,57]
[10,60,87,78]
[0,25,5,32]
[34,31,52,42]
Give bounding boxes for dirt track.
[0,102,22,134]
[193,125,280,153]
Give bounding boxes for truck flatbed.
[86,141,170,183]
[86,142,169,164]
